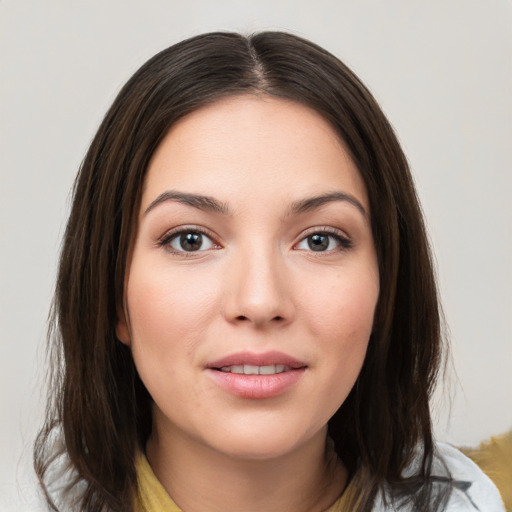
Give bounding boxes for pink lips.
[206,351,307,399]
[207,351,306,369]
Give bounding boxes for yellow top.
[134,454,351,512]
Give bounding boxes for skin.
[117,95,380,512]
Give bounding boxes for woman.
[34,31,504,512]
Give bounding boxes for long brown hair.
[35,31,449,511]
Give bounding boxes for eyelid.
[157,225,221,255]
[156,224,353,255]
[293,226,354,252]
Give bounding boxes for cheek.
[125,262,220,381]
[128,263,212,335]
[301,266,378,392]
[124,262,223,418]
[303,268,378,341]
[286,267,378,434]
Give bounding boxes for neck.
[146,425,347,512]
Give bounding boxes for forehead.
[142,94,368,213]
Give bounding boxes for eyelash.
[157,226,219,257]
[157,226,353,256]
[294,227,354,253]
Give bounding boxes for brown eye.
[307,234,329,251]
[180,233,202,251]
[295,230,353,252]
[168,231,215,252]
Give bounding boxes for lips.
[219,364,291,375]
[207,351,306,370]
[206,351,307,399]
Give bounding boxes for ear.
[116,307,131,346]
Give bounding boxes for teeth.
[259,365,276,375]
[219,364,291,375]
[244,364,259,375]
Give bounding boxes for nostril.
[231,312,289,324]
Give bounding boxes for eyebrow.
[144,190,367,219]
[144,191,231,216]
[289,192,368,218]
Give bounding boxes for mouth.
[205,351,307,399]
[217,364,292,375]
[207,350,307,371]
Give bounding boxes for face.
[117,95,379,461]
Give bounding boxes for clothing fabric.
[372,443,505,511]
[134,443,505,512]
[134,454,349,512]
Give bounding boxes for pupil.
[308,234,328,251]
[180,233,202,251]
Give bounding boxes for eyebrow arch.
[289,192,368,218]
[144,191,231,216]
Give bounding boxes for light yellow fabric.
[134,454,181,512]
[460,431,512,511]
[134,453,351,512]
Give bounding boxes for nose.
[222,245,295,328]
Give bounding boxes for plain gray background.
[1,0,511,509]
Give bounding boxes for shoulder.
[433,442,505,511]
[373,442,505,511]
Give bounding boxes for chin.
[213,436,301,461]
[200,420,325,462]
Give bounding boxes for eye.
[162,229,216,253]
[295,230,352,252]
